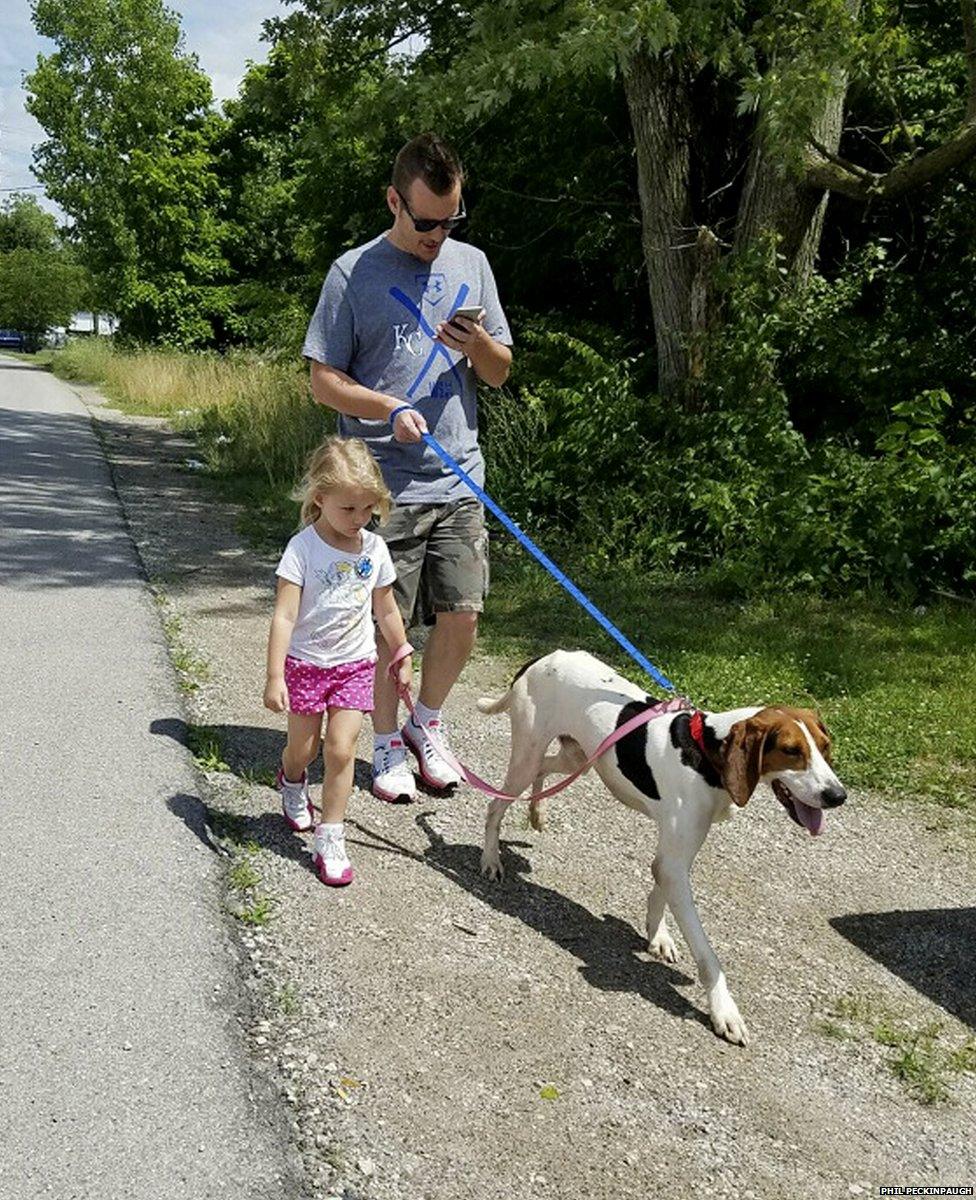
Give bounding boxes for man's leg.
[399,499,486,789]
[417,610,478,709]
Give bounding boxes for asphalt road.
[0,358,295,1199]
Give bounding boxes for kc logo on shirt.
[393,323,424,357]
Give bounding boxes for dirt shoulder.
[81,382,976,1200]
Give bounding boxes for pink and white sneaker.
[276,767,314,832]
[312,824,353,887]
[371,736,417,804]
[400,716,461,791]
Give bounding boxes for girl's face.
[315,486,378,541]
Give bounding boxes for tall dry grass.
[53,338,333,486]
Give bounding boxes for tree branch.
[805,119,976,198]
[804,1,976,200]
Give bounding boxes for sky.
[0,0,286,217]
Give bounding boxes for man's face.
[387,177,463,263]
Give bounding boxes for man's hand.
[392,406,428,443]
[396,653,413,692]
[264,676,289,713]
[435,313,485,353]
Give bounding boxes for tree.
[25,0,228,345]
[0,248,86,340]
[0,193,61,253]
[305,0,976,400]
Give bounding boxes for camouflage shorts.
[377,498,488,628]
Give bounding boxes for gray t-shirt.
[303,234,512,504]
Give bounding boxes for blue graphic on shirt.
[389,283,470,400]
[355,555,373,579]
[417,273,446,306]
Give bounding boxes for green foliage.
[26,0,228,345]
[0,247,87,335]
[0,194,61,253]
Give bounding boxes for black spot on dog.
[510,655,544,688]
[614,697,662,801]
[670,713,722,788]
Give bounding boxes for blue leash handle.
[418,430,677,694]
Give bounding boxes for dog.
[476,650,847,1045]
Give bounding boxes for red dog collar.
[689,710,707,754]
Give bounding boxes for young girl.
[264,436,412,886]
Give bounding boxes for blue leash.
[388,408,677,694]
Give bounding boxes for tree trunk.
[735,1,862,285]
[621,48,704,402]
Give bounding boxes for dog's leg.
[653,820,749,1046]
[529,737,587,831]
[646,877,678,963]
[481,797,510,880]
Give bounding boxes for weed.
[228,858,261,891]
[277,982,300,1017]
[819,992,976,1104]
[235,894,273,927]
[187,724,231,773]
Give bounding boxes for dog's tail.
[477,655,543,715]
[476,690,511,715]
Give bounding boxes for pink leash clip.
[387,643,693,805]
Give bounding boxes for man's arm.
[309,360,427,442]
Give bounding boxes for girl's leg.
[283,711,324,780]
[321,707,365,822]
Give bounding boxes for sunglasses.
[395,189,467,233]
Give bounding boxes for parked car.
[0,329,26,350]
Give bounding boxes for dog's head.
[721,707,846,836]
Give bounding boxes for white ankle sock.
[413,701,441,728]
[374,732,396,750]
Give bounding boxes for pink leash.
[388,643,692,805]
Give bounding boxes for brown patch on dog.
[722,708,831,806]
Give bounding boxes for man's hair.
[392,132,464,196]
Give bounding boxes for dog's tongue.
[795,799,824,837]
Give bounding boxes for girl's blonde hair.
[294,436,391,527]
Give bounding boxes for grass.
[58,340,976,807]
[186,724,231,774]
[817,992,976,1104]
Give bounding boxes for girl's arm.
[373,585,412,689]
[265,578,302,712]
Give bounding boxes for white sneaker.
[371,736,417,803]
[277,768,314,832]
[312,824,353,887]
[401,716,461,791]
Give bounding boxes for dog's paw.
[709,998,750,1046]
[480,852,504,881]
[648,928,678,963]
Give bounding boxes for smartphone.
[449,305,485,327]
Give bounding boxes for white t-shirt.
[275,525,396,668]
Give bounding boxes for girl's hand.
[396,654,413,692]
[264,676,289,713]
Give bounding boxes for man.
[303,132,513,802]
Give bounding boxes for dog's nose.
[820,784,847,808]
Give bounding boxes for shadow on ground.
[348,810,705,1030]
[831,907,976,1029]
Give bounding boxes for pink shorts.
[284,655,375,714]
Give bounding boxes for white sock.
[413,701,441,728]
[315,821,344,845]
[373,731,396,751]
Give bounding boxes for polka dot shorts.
[284,655,375,714]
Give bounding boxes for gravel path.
[78,379,975,1200]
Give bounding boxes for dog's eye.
[782,745,802,757]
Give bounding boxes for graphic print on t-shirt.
[389,281,470,400]
[417,273,446,306]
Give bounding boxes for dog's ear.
[722,716,772,807]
